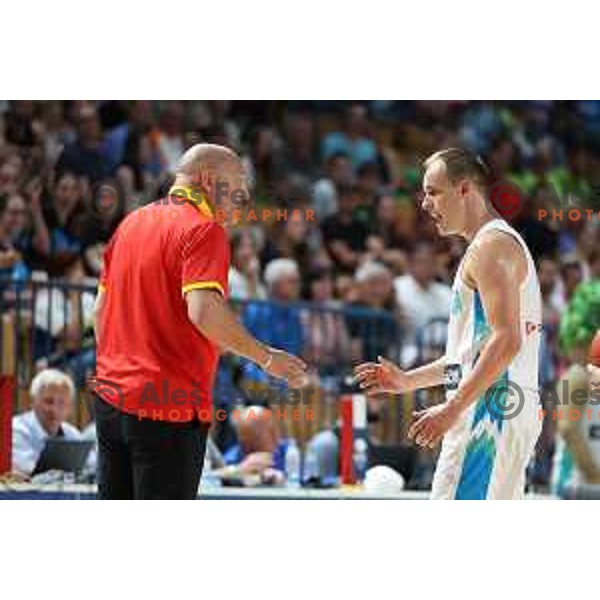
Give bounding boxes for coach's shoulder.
[181,218,228,254]
[187,217,227,239]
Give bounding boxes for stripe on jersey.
[454,291,506,499]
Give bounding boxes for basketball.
[589,330,600,367]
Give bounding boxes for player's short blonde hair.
[423,147,489,191]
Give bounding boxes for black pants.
[94,395,209,500]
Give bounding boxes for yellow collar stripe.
[168,185,214,218]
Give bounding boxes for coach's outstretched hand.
[265,348,308,387]
[353,356,411,396]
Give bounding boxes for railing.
[0,278,447,449]
[0,278,96,402]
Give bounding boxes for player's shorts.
[431,389,541,500]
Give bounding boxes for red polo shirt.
[95,188,229,422]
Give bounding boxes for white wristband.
[263,351,273,371]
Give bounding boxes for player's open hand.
[408,403,459,449]
[353,356,411,396]
[266,348,308,387]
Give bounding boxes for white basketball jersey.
[444,218,542,398]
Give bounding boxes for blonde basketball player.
[354,148,543,500]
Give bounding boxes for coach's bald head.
[176,143,240,179]
[174,143,249,224]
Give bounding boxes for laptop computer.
[32,439,94,476]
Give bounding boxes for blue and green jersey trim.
[454,291,506,499]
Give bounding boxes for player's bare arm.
[353,355,446,397]
[186,288,307,387]
[408,231,527,448]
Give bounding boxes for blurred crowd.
[2,100,600,488]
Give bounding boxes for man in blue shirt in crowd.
[241,258,304,385]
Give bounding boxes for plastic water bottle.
[285,438,302,488]
[353,438,369,484]
[303,444,319,486]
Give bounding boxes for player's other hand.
[353,356,411,396]
[265,347,308,387]
[408,403,459,449]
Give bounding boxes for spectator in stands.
[577,225,600,279]
[354,161,383,224]
[36,101,77,165]
[458,101,504,155]
[0,155,21,198]
[321,185,369,273]
[312,152,353,220]
[2,193,29,251]
[322,103,378,168]
[548,144,591,202]
[374,194,415,251]
[538,257,562,383]
[335,272,359,304]
[394,243,452,365]
[487,136,518,181]
[222,405,336,487]
[32,258,96,382]
[0,195,29,285]
[281,111,318,178]
[301,266,353,374]
[12,369,81,475]
[241,258,304,384]
[228,228,267,300]
[56,106,108,183]
[363,195,409,274]
[3,101,39,148]
[354,261,399,315]
[349,261,402,362]
[560,260,584,304]
[539,257,562,325]
[29,172,87,276]
[261,215,315,277]
[589,248,600,280]
[394,242,452,332]
[513,186,560,260]
[245,126,284,200]
[77,179,127,276]
[153,102,185,173]
[103,100,153,175]
[222,405,287,483]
